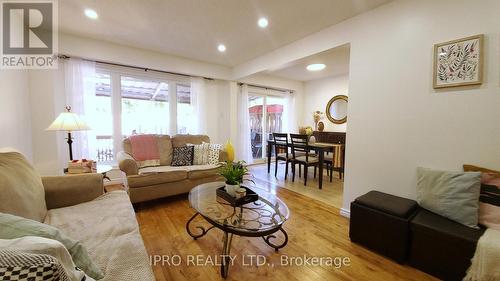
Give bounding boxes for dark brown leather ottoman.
[349,191,418,263]
[409,208,485,281]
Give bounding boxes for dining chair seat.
[295,156,319,163]
[324,154,334,160]
[277,153,294,159]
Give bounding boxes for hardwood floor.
[135,169,438,281]
[249,162,344,209]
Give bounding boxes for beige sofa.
[0,151,155,281]
[117,134,226,203]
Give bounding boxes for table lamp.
[46,106,90,160]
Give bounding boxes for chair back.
[290,134,310,160]
[273,133,289,158]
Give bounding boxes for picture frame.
[433,34,484,89]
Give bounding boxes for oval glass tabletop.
[189,182,289,234]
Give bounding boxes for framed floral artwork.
[433,34,484,89]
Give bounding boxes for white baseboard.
[340,208,350,218]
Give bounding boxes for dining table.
[266,140,344,189]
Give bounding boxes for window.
[91,66,193,164]
[121,76,169,136]
[176,84,193,134]
[94,73,114,163]
[248,92,286,160]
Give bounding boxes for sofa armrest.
[42,174,104,210]
[117,151,139,176]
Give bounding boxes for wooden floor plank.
[134,164,438,281]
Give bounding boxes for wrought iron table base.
[186,212,289,278]
[262,227,289,251]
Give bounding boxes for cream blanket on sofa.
[464,228,500,281]
[44,191,154,281]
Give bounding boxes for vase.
[225,183,239,197]
[318,121,324,132]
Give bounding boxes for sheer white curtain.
[237,84,252,163]
[64,58,96,160]
[191,77,208,135]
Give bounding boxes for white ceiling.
[265,44,350,81]
[59,0,390,67]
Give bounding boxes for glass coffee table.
[186,182,289,278]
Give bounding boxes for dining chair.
[324,152,335,183]
[251,131,262,158]
[273,133,292,179]
[290,134,319,186]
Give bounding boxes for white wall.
[235,0,500,213]
[303,74,349,132]
[0,70,33,159]
[28,69,67,175]
[60,34,232,80]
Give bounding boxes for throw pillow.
[463,165,500,231]
[0,249,72,281]
[129,134,161,168]
[0,151,47,222]
[191,142,210,165]
[416,167,481,228]
[0,236,89,281]
[171,146,194,166]
[208,144,223,165]
[0,213,104,280]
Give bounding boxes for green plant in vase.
[219,161,254,196]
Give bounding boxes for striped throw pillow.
[463,165,500,231]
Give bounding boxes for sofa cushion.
[0,151,47,222]
[355,190,418,218]
[416,167,481,228]
[188,165,220,179]
[208,144,222,165]
[129,170,188,188]
[128,134,160,169]
[0,213,103,279]
[0,249,72,281]
[139,164,218,174]
[0,236,88,281]
[44,191,154,280]
[123,135,173,166]
[171,146,194,166]
[158,135,173,166]
[172,134,210,148]
[139,164,220,180]
[192,142,210,165]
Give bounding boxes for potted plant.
[219,161,253,196]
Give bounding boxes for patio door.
[248,93,286,162]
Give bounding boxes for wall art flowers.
[433,34,483,89]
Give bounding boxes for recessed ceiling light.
[306,63,326,71]
[217,44,226,52]
[258,17,268,28]
[84,9,98,19]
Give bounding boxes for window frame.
[93,63,191,165]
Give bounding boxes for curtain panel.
[64,59,97,160]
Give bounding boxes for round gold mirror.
[326,95,348,124]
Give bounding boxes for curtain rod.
[238,82,294,94]
[57,54,214,80]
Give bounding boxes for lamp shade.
[46,112,91,131]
